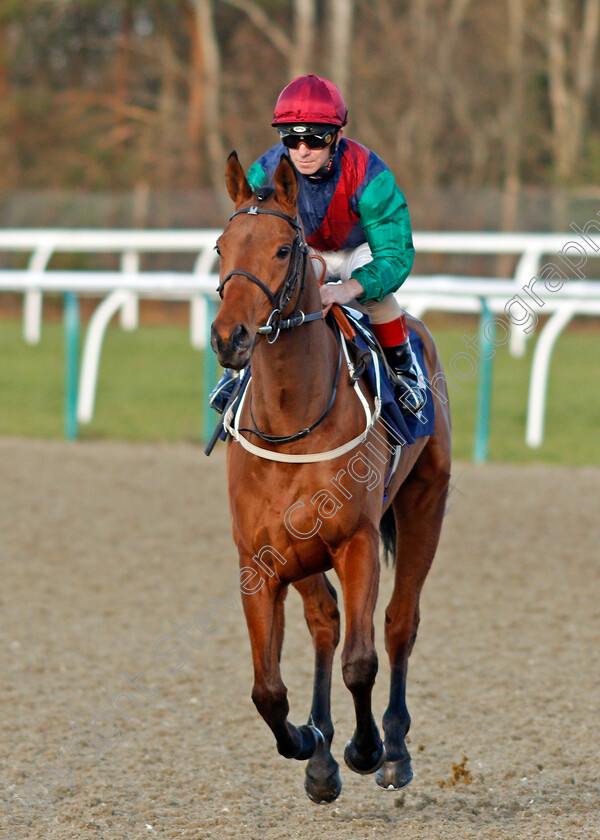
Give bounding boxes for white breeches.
[310,243,402,324]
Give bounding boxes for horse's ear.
[225,151,253,207]
[273,154,298,212]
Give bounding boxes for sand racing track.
[1,439,599,840]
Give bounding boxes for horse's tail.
[379,506,397,567]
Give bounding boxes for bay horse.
[211,151,451,804]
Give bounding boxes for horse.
[210,151,451,804]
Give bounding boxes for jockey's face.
[288,129,342,176]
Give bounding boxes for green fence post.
[202,296,218,444]
[473,299,495,464]
[63,291,80,441]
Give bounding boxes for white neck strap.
[223,336,382,464]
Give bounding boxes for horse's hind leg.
[293,573,342,804]
[377,437,451,791]
[242,576,323,762]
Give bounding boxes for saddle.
[332,304,394,384]
[312,253,375,382]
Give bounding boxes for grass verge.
[1,317,598,464]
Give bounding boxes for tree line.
[1,0,599,228]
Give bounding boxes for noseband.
[216,203,319,343]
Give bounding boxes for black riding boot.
[383,341,426,415]
[209,368,239,414]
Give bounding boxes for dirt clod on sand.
[438,755,473,787]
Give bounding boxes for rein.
[240,323,344,444]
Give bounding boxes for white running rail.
[1,229,599,448]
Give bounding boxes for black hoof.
[344,739,386,775]
[304,764,343,804]
[375,758,414,790]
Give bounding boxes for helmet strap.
[306,131,340,181]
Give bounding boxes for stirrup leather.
[383,341,426,415]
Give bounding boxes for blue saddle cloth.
[345,309,435,447]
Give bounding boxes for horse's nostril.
[231,324,249,351]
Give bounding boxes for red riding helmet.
[272,74,348,128]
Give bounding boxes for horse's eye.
[277,246,291,259]
[214,244,222,257]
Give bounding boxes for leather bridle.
[215,201,344,445]
[216,203,324,344]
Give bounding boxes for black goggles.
[278,128,338,150]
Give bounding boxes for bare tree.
[193,0,229,211]
[291,0,316,78]
[405,0,445,192]
[546,0,600,183]
[328,0,355,97]
[114,2,133,107]
[4,0,600,206]
[439,0,492,185]
[221,0,315,77]
[183,0,204,172]
[0,20,8,98]
[499,0,525,263]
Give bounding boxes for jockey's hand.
[320,278,364,316]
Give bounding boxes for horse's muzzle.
[211,322,252,369]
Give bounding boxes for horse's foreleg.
[293,573,342,803]
[242,576,322,761]
[377,442,450,791]
[334,527,385,775]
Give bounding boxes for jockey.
[210,74,425,415]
